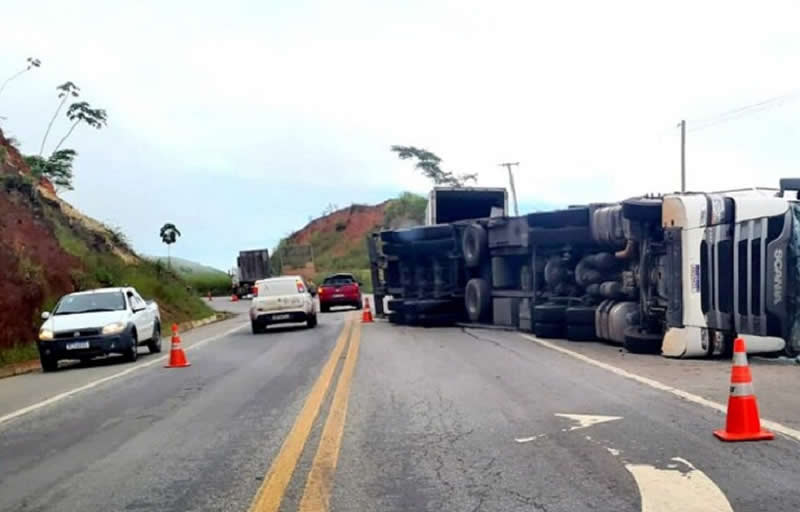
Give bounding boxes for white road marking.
[0,322,248,427]
[625,457,733,512]
[605,447,621,456]
[555,413,622,431]
[515,434,546,443]
[521,334,800,443]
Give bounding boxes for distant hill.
[149,256,231,295]
[272,192,427,290]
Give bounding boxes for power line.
[688,89,800,132]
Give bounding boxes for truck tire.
[387,299,404,312]
[621,198,662,222]
[40,353,58,372]
[623,328,663,354]
[534,322,564,339]
[533,303,566,324]
[147,323,162,353]
[465,278,491,323]
[462,224,488,268]
[565,306,596,326]
[566,323,597,341]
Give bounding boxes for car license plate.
[66,341,90,350]
[272,314,290,320]
[333,294,344,298]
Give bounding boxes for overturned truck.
[368,181,800,358]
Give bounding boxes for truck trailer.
[368,181,800,358]
[233,249,272,298]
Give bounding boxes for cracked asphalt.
[2,301,800,511]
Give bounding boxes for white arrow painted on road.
[625,457,733,512]
[554,413,622,431]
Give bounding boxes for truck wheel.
[147,323,162,354]
[40,353,58,372]
[565,306,596,326]
[465,278,491,323]
[125,331,139,362]
[623,328,663,354]
[566,324,597,341]
[534,322,564,339]
[533,303,566,324]
[462,224,488,268]
[621,198,662,222]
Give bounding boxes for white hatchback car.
[249,276,318,334]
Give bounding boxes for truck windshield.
[54,292,126,315]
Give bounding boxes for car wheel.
[125,331,139,362]
[147,323,162,353]
[533,303,566,324]
[534,322,564,339]
[321,304,330,313]
[307,313,318,328]
[566,323,597,341]
[40,353,58,372]
[355,301,363,310]
[251,320,265,334]
[623,328,663,354]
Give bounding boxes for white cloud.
[2,0,800,267]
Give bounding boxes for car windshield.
[323,276,355,285]
[54,292,126,315]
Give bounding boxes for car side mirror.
[41,311,50,320]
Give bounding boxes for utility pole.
[679,120,686,193]
[499,162,520,216]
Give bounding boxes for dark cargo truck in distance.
[234,249,271,298]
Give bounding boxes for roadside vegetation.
[0,57,212,368]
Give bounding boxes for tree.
[52,101,107,153]
[24,149,77,191]
[40,81,79,156]
[0,57,41,104]
[390,145,477,187]
[159,223,182,267]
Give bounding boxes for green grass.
[0,342,39,366]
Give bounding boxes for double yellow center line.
[248,313,362,512]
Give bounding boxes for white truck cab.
[661,186,798,358]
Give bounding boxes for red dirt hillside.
[0,127,213,364]
[274,194,427,288]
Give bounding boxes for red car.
[317,273,363,312]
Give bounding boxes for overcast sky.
[2,0,800,270]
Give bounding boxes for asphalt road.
[1,300,799,511]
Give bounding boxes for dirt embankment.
[0,127,211,354]
[289,202,389,257]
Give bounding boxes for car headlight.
[102,322,126,335]
[39,329,54,341]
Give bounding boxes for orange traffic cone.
[714,338,772,442]
[361,297,374,323]
[165,324,191,368]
